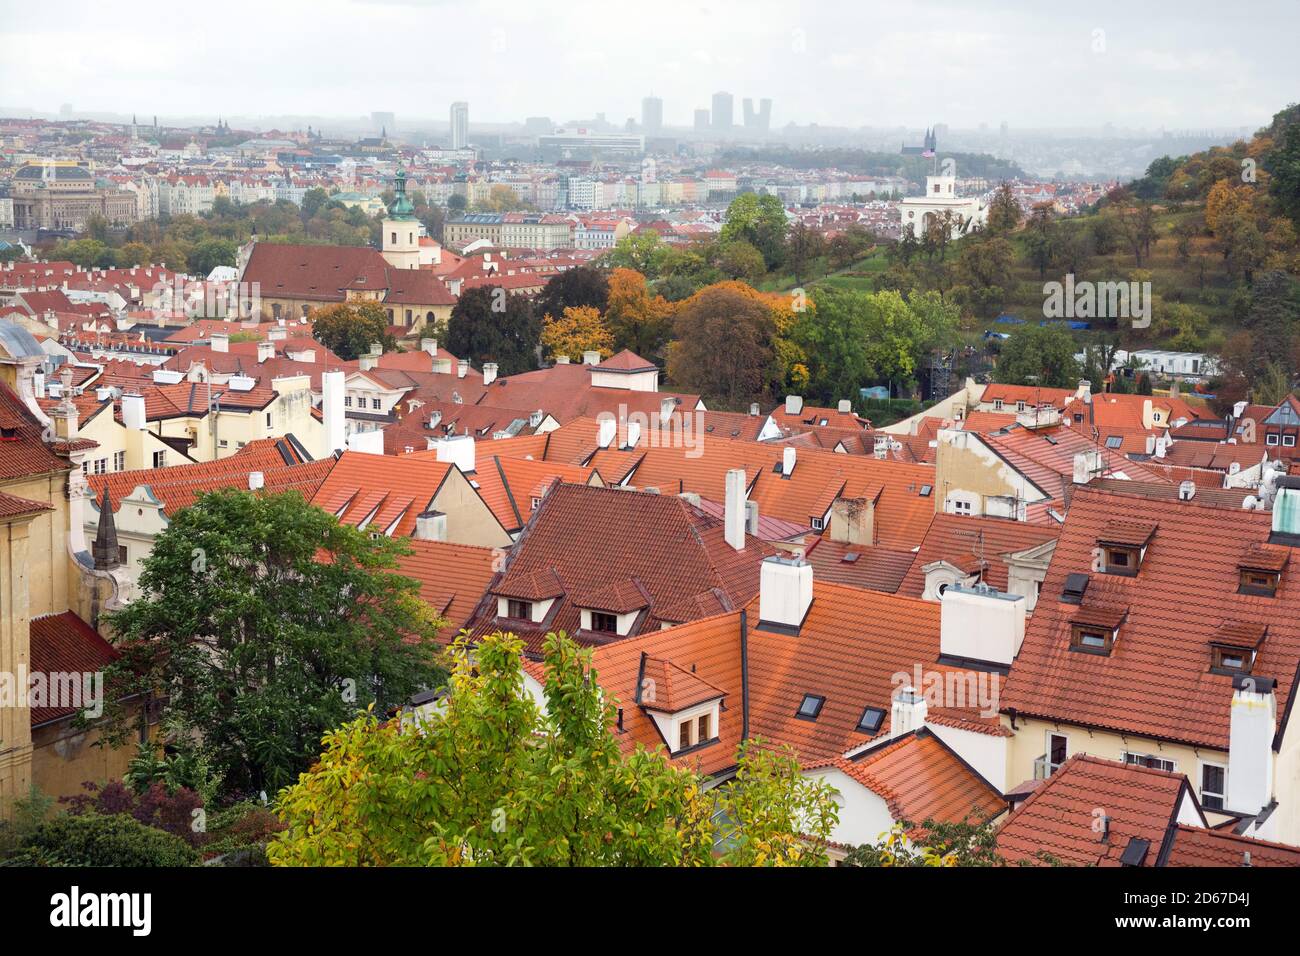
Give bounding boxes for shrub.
[18,814,199,867]
[63,780,205,846]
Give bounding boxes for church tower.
[381,170,421,271]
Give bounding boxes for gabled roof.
[896,513,1060,597]
[996,754,1200,866]
[309,450,458,538]
[467,483,774,655]
[393,539,499,643]
[29,612,120,726]
[1163,824,1300,867]
[1000,485,1300,750]
[809,728,1004,829]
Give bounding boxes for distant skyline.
[2,0,1297,131]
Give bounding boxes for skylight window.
[796,694,825,720]
[856,706,886,734]
[1106,436,1123,449]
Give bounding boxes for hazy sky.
[2,0,1296,130]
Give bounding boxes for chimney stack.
[210,331,228,353]
[784,395,803,416]
[782,445,796,477]
[257,341,274,363]
[830,496,874,545]
[1072,449,1103,485]
[939,584,1026,668]
[248,471,264,490]
[320,370,347,456]
[758,556,813,631]
[413,510,447,542]
[749,402,760,417]
[724,468,746,551]
[483,362,498,386]
[433,434,476,474]
[420,337,439,356]
[458,359,469,379]
[891,686,927,738]
[583,350,600,365]
[837,399,852,414]
[1227,681,1276,816]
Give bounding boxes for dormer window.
[506,599,532,620]
[1208,622,1266,675]
[1096,521,1157,576]
[1238,545,1286,597]
[590,611,617,633]
[993,399,1004,411]
[1069,606,1127,656]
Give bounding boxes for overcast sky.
[2,0,1296,131]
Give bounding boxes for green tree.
[189,237,237,276]
[100,490,445,800]
[447,285,540,375]
[536,265,609,322]
[951,235,1016,319]
[15,814,199,868]
[994,323,1081,388]
[720,193,788,270]
[310,301,395,361]
[606,230,667,277]
[841,818,1005,867]
[268,631,838,866]
[985,182,1022,236]
[715,239,767,282]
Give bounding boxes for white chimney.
[624,418,642,449]
[1178,480,1196,501]
[421,337,439,356]
[257,341,274,363]
[782,445,796,477]
[413,510,447,542]
[1076,379,1092,403]
[1072,449,1103,484]
[210,332,229,352]
[434,434,476,474]
[583,350,600,365]
[1227,684,1276,815]
[1233,400,1249,419]
[745,499,759,535]
[555,355,570,365]
[724,467,746,551]
[321,370,347,455]
[660,397,675,420]
[359,353,379,372]
[749,402,760,417]
[891,686,928,738]
[939,584,1026,668]
[758,556,813,630]
[784,395,803,415]
[458,359,469,379]
[483,363,498,386]
[121,393,146,431]
[248,471,264,490]
[837,399,852,414]
[597,415,616,449]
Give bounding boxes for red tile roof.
[996,755,1199,866]
[1163,824,1300,867]
[392,539,500,643]
[810,729,1004,828]
[467,483,774,655]
[896,513,1059,597]
[1000,485,1300,750]
[28,612,120,726]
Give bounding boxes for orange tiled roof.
[809,729,1004,829]
[896,513,1059,597]
[393,539,499,643]
[996,755,1200,866]
[1000,485,1300,750]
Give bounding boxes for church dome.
[387,170,416,220]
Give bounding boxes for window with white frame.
[1201,762,1227,811]
[1123,751,1176,773]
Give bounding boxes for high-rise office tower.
[642,96,663,135]
[711,91,733,131]
[743,97,772,131]
[450,101,469,150]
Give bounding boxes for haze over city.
[3,0,1297,131]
